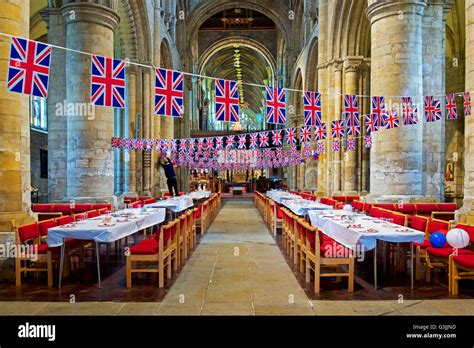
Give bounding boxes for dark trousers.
[167,177,179,196]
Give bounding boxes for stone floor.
[1,200,474,315]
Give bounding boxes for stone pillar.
[333,61,343,194]
[124,66,137,193]
[62,2,119,199]
[361,59,371,194]
[463,0,474,214]
[41,8,67,201]
[142,69,151,195]
[421,0,450,201]
[367,0,425,198]
[0,0,31,230]
[343,57,362,194]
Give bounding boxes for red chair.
[15,223,53,286]
[320,198,328,205]
[392,213,408,226]
[352,200,364,212]
[416,203,438,217]
[128,201,143,209]
[92,203,112,211]
[363,202,372,214]
[373,203,396,211]
[449,254,474,295]
[87,211,100,218]
[420,219,451,282]
[71,203,93,214]
[345,196,359,204]
[381,210,394,219]
[332,196,346,203]
[395,203,416,215]
[56,215,74,226]
[163,192,171,199]
[369,207,385,219]
[436,203,457,212]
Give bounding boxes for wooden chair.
[449,254,474,295]
[423,219,451,282]
[187,209,196,250]
[300,220,354,293]
[271,201,283,236]
[15,223,53,287]
[126,219,178,288]
[177,213,188,264]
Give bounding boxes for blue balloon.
[429,232,447,248]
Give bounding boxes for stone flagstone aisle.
[155,200,315,315]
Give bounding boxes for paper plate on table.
[99,223,115,227]
[63,223,76,228]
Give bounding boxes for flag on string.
[206,137,215,150]
[364,136,372,148]
[330,120,344,139]
[123,138,132,149]
[250,133,259,148]
[7,37,52,98]
[197,138,205,151]
[272,129,282,146]
[332,140,340,152]
[299,126,312,143]
[215,79,239,122]
[215,136,224,150]
[315,123,327,141]
[303,91,322,126]
[259,132,269,147]
[364,114,379,133]
[137,139,145,150]
[317,141,325,154]
[446,94,457,120]
[285,127,297,144]
[303,143,311,154]
[384,110,399,129]
[91,55,125,108]
[423,96,442,123]
[179,139,187,152]
[154,67,184,117]
[371,96,386,129]
[170,139,177,152]
[463,92,471,116]
[238,134,247,149]
[265,86,286,125]
[401,96,418,125]
[225,135,235,149]
[344,94,359,135]
[347,138,356,151]
[145,139,153,152]
[111,137,122,148]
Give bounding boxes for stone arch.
[160,38,173,69]
[304,36,318,91]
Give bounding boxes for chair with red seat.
[391,212,408,226]
[332,196,346,204]
[128,201,143,209]
[449,253,474,295]
[126,219,178,288]
[15,223,53,287]
[421,219,451,281]
[395,203,416,215]
[363,202,372,215]
[177,213,188,264]
[345,196,359,204]
[56,215,74,226]
[38,219,57,241]
[162,192,170,199]
[416,203,438,217]
[373,203,396,211]
[351,200,364,212]
[186,209,197,250]
[271,202,283,236]
[300,219,354,293]
[369,207,384,219]
[87,211,100,219]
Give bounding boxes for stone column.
[332,61,343,194]
[343,57,362,194]
[361,59,371,194]
[142,69,151,195]
[62,2,119,199]
[41,8,67,201]
[367,0,425,198]
[124,66,137,193]
[421,0,451,201]
[0,0,31,231]
[463,0,474,214]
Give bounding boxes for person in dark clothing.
[158,152,179,196]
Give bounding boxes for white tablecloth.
[308,210,425,251]
[188,191,211,200]
[266,190,302,204]
[283,199,333,216]
[146,196,194,213]
[48,208,166,247]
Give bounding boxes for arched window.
[30,96,47,132]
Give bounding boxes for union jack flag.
[123,138,132,149]
[285,127,297,144]
[344,94,359,134]
[384,110,399,129]
[331,120,345,139]
[154,68,183,117]
[225,135,235,149]
[317,141,325,154]
[91,55,125,108]
[206,137,215,150]
[446,94,457,120]
[315,123,327,140]
[265,86,286,125]
[159,139,168,152]
[197,138,205,151]
[299,126,312,143]
[179,139,187,152]
[7,37,52,98]
[238,134,247,149]
[401,96,418,125]
[136,139,144,150]
[170,139,177,152]
[215,79,239,122]
[303,143,311,154]
[332,140,340,152]
[364,135,372,148]
[364,114,379,133]
[259,132,269,147]
[215,136,224,150]
[145,139,154,152]
[347,138,356,151]
[303,91,322,126]
[272,129,282,146]
[371,96,386,128]
[111,137,122,148]
[463,92,471,116]
[250,133,259,148]
[424,96,442,122]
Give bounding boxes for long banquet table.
[145,196,194,213]
[266,190,301,204]
[308,210,425,289]
[49,207,166,288]
[282,198,333,216]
